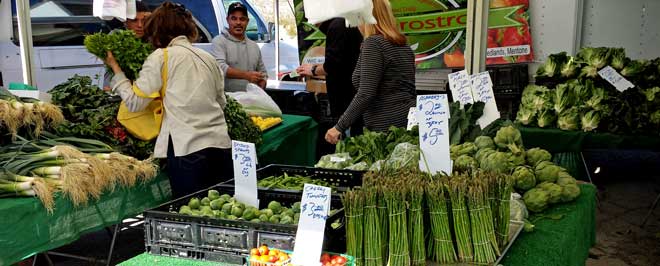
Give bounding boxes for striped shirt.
[336,35,416,132]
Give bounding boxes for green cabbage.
[474,136,496,151]
[526,148,552,166]
[537,182,563,204]
[534,161,563,183]
[494,126,524,155]
[512,166,536,191]
[523,188,550,212]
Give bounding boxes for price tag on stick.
[470,71,500,129]
[448,70,475,106]
[416,94,451,174]
[292,184,331,266]
[232,140,258,208]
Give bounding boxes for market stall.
[0,173,171,266]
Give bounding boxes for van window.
[11,0,217,46]
[221,0,265,41]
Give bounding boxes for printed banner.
[294,0,533,69]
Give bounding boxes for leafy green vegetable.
[560,56,580,78]
[515,107,536,126]
[448,101,486,145]
[621,59,647,78]
[536,108,557,128]
[536,52,567,78]
[580,110,601,132]
[552,84,575,114]
[84,30,153,81]
[225,96,262,145]
[557,107,580,131]
[609,48,627,70]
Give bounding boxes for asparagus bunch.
[342,190,364,266]
[426,181,457,263]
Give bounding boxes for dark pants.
[166,138,233,199]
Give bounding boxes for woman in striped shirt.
[325,0,416,144]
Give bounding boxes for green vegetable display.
[257,173,334,191]
[176,190,313,225]
[523,47,660,136]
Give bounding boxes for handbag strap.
[160,48,168,98]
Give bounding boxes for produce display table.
[258,114,319,167]
[502,184,597,266]
[0,173,172,266]
[118,184,597,266]
[518,127,660,153]
[519,127,660,181]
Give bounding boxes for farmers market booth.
[7,0,660,265]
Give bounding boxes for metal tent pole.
[16,0,36,86]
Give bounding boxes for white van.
[0,0,299,91]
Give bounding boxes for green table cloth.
[258,114,318,167]
[119,184,597,266]
[501,184,597,266]
[0,173,172,266]
[519,126,660,153]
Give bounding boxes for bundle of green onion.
[0,88,65,137]
[0,135,157,212]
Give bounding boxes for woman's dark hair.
[135,1,150,13]
[143,2,198,48]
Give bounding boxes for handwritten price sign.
[448,70,475,106]
[292,184,331,266]
[232,140,258,207]
[470,71,500,129]
[416,95,451,174]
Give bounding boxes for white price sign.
[232,140,258,208]
[448,70,475,106]
[292,184,332,266]
[598,66,635,92]
[416,94,451,174]
[470,71,500,129]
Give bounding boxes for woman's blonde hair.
[362,0,407,45]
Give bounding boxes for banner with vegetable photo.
[293,0,533,69]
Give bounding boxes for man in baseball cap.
[211,2,268,91]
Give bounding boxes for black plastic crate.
[255,164,364,193]
[143,184,346,263]
[447,64,529,97]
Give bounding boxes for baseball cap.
[227,2,248,16]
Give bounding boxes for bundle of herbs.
[84,30,153,81]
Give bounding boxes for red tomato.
[444,48,465,68]
[250,248,260,256]
[334,256,347,264]
[269,255,279,263]
[320,253,331,263]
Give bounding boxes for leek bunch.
[0,88,65,137]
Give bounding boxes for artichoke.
[534,161,563,183]
[507,152,526,166]
[526,148,552,166]
[481,151,514,174]
[475,148,496,163]
[454,155,479,173]
[512,166,536,191]
[474,136,496,151]
[450,142,477,160]
[557,174,578,186]
[494,125,524,155]
[523,188,550,213]
[560,184,581,202]
[537,182,563,204]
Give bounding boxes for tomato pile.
[320,253,348,266]
[249,245,290,266]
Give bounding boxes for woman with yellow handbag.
[103,2,233,198]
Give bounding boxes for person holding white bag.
[324,0,416,144]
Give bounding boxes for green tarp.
[259,114,319,166]
[119,185,597,266]
[0,173,172,266]
[519,126,660,153]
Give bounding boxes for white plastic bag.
[93,0,136,21]
[303,0,373,24]
[226,83,282,117]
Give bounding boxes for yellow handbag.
[117,48,168,141]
